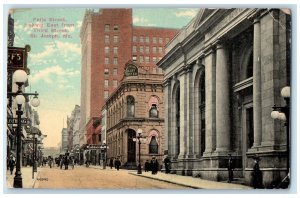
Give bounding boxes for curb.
[32,170,40,188]
[129,172,200,189]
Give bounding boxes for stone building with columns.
[157,9,291,188]
[104,61,165,169]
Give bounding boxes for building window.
[133,46,137,53]
[149,104,158,118]
[166,37,170,43]
[149,136,158,154]
[105,57,109,65]
[140,46,144,53]
[133,36,137,42]
[139,36,144,43]
[104,80,109,87]
[145,36,149,43]
[153,37,157,43]
[159,37,163,44]
[104,91,109,99]
[139,56,144,63]
[105,24,110,32]
[113,47,118,54]
[127,96,135,117]
[152,47,157,53]
[113,80,118,88]
[105,46,109,54]
[113,25,119,31]
[113,58,118,65]
[105,35,110,43]
[104,68,109,75]
[113,35,119,43]
[132,55,137,62]
[158,47,163,53]
[152,57,157,63]
[145,56,150,63]
[113,68,117,75]
[145,46,149,54]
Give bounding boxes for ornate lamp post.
[100,141,109,169]
[271,86,290,186]
[7,70,40,188]
[133,128,143,174]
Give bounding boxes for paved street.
[6,165,252,190]
[32,166,192,189]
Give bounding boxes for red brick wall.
[132,27,178,70]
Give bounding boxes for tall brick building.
[79,9,178,146]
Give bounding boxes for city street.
[32,166,191,189]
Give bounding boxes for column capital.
[204,44,216,57]
[253,18,261,25]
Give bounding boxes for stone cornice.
[107,117,165,132]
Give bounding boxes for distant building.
[43,147,61,158]
[158,8,291,188]
[104,61,165,168]
[61,128,68,153]
[66,105,81,152]
[79,8,178,148]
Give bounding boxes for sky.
[11,8,199,148]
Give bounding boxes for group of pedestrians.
[109,157,121,170]
[144,156,160,174]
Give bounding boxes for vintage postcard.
[4,6,292,192]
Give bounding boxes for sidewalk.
[89,165,252,189]
[5,167,40,189]
[129,171,253,189]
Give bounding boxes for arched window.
[149,136,158,154]
[149,104,158,118]
[148,96,159,118]
[127,96,135,117]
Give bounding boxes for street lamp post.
[7,70,40,188]
[100,141,108,169]
[271,86,290,186]
[136,129,143,174]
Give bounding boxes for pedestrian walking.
[70,157,75,169]
[163,156,171,174]
[227,154,234,183]
[8,156,15,175]
[150,156,159,175]
[85,159,90,167]
[144,160,150,172]
[109,157,114,169]
[114,157,121,171]
[60,157,64,169]
[64,154,70,170]
[48,156,53,168]
[251,156,263,189]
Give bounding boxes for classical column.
[163,78,172,156]
[252,18,262,147]
[215,42,231,152]
[204,48,216,155]
[170,76,178,157]
[186,65,194,158]
[178,70,187,158]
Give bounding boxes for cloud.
[76,20,82,29]
[133,17,156,26]
[29,65,80,85]
[29,41,81,65]
[175,9,199,18]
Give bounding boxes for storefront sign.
[7,47,27,71]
